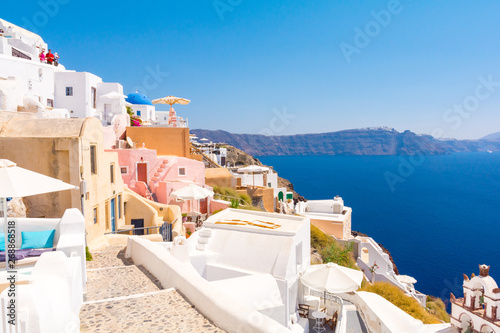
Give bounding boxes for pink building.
[108,147,213,214]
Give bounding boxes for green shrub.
[213,209,224,215]
[311,224,335,250]
[426,296,450,323]
[213,186,253,207]
[361,282,443,324]
[310,225,358,269]
[85,246,93,261]
[230,198,240,208]
[320,241,358,270]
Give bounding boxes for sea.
[257,152,500,304]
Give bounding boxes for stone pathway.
[80,246,226,332]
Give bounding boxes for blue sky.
[3,0,500,139]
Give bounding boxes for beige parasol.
[152,96,190,127]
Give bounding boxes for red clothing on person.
[46,52,54,64]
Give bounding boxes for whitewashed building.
[126,92,156,123]
[451,265,500,333]
[0,18,127,125]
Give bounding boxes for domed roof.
[126,92,153,106]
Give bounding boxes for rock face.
[192,128,500,156]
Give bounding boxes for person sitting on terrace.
[39,50,45,63]
[46,49,54,65]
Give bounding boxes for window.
[47,99,54,107]
[93,206,98,224]
[164,116,167,120]
[178,167,186,176]
[65,87,73,96]
[90,144,97,175]
[137,110,141,116]
[118,194,122,219]
[120,166,128,174]
[268,182,272,187]
[91,87,96,108]
[110,163,115,184]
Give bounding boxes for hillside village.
[1,18,499,333]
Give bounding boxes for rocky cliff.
[192,128,500,156]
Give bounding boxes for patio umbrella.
[237,165,269,187]
[171,184,214,214]
[301,262,363,294]
[152,96,190,128]
[396,275,417,285]
[0,159,78,266]
[99,91,127,100]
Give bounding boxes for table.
[312,310,327,333]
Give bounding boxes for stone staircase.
[79,245,225,332]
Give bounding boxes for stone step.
[80,289,226,333]
[85,265,162,302]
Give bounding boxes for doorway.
[110,197,116,232]
[131,219,144,235]
[137,163,148,183]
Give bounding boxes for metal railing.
[213,193,252,206]
[105,219,176,242]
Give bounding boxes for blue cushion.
[20,230,55,250]
[0,233,4,251]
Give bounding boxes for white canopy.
[396,275,417,285]
[100,91,127,100]
[171,184,214,200]
[301,263,364,294]
[0,159,78,266]
[237,165,269,173]
[0,160,77,198]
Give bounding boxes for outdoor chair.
[322,303,338,330]
[298,304,310,318]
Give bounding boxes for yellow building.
[0,116,184,249]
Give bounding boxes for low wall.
[125,237,291,333]
[211,199,230,214]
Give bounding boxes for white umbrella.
[237,165,269,187]
[171,184,214,200]
[396,275,417,285]
[301,262,364,294]
[0,159,78,267]
[99,91,128,100]
[171,184,214,214]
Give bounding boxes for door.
[104,103,111,123]
[137,163,148,183]
[131,219,144,235]
[110,198,116,232]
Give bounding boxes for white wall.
[54,71,102,118]
[0,54,56,109]
[130,104,155,122]
[97,82,126,125]
[126,237,292,333]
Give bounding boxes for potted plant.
[182,213,187,222]
[369,261,379,283]
[186,229,192,239]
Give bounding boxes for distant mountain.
[482,131,500,140]
[191,128,500,156]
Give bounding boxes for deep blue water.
[258,153,500,303]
